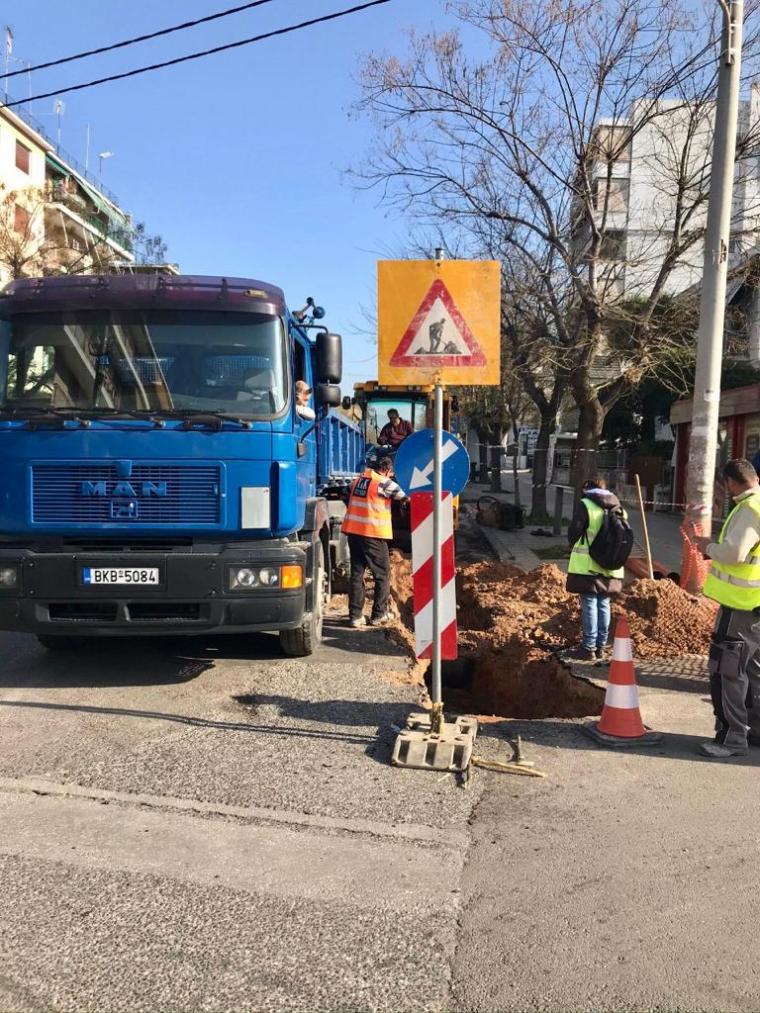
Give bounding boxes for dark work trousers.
[710,606,760,747]
[347,534,391,621]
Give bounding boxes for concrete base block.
[405,711,478,736]
[392,713,478,771]
[581,720,663,749]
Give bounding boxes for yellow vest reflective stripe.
[342,470,393,540]
[703,494,760,609]
[568,498,625,579]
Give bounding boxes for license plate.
[82,567,160,586]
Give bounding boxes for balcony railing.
[46,184,133,253]
[1,89,121,205]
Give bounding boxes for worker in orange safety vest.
[342,456,406,628]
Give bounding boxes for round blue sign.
[393,428,470,496]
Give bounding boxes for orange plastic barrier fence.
[679,520,709,594]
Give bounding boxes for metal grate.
[49,602,118,622]
[32,463,221,525]
[127,602,203,622]
[114,357,175,385]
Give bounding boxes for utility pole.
[685,0,744,541]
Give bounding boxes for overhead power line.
[3,0,281,80]
[1,0,392,109]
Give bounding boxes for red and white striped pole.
[409,489,457,660]
[416,381,454,733]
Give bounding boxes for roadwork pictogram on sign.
[390,279,486,368]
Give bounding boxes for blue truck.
[0,273,364,656]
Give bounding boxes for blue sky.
[6,0,460,388]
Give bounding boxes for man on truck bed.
[342,456,406,628]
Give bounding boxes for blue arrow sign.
[393,428,470,496]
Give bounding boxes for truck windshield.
[1,309,288,417]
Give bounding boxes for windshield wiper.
[62,407,163,426]
[0,405,89,429]
[150,409,253,430]
[0,405,164,428]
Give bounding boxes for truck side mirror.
[316,382,341,407]
[316,331,342,384]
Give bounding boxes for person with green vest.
[565,476,625,661]
[691,458,760,759]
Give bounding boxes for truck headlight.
[232,568,258,589]
[228,566,283,591]
[0,566,18,589]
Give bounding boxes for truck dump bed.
[317,409,364,493]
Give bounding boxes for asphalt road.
[0,618,484,1013]
[4,533,760,1012]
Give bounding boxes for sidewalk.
[461,473,687,576]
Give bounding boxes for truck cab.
[0,274,363,655]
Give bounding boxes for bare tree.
[0,183,124,282]
[0,184,167,283]
[131,221,168,265]
[356,0,760,489]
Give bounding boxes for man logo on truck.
[80,481,168,497]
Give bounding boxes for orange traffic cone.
[582,615,662,748]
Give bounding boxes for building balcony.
[45,199,134,259]
[47,182,87,215]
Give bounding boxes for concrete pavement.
[462,474,686,574]
[451,674,760,1012]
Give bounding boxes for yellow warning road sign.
[378,260,500,386]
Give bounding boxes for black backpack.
[587,503,633,571]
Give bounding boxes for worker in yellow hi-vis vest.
[565,476,629,662]
[691,458,760,759]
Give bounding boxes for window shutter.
[13,204,30,234]
[15,140,30,174]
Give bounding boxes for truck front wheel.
[279,541,328,657]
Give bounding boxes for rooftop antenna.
[54,99,65,148]
[3,26,11,96]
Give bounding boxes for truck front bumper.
[0,544,307,637]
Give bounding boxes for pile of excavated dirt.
[616,578,717,659]
[457,562,579,650]
[388,550,417,660]
[387,556,714,719]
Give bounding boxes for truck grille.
[32,463,221,525]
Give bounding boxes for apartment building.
[571,84,760,301]
[0,99,134,287]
